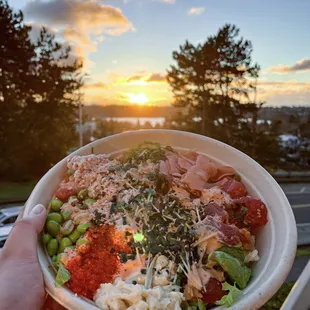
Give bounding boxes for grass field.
[296,247,310,257]
[0,181,37,203]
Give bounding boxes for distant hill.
[84,105,181,118]
[84,105,310,124]
[258,106,310,120]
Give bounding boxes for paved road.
[278,183,310,286]
[279,183,310,224]
[280,183,310,195]
[286,193,310,208]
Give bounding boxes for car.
[0,206,22,227]
[0,224,13,252]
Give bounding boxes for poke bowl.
[24,130,297,310]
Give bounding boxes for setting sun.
[127,93,150,105]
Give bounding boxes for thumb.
[1,204,47,261]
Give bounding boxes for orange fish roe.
[66,225,132,299]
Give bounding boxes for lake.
[103,117,165,126]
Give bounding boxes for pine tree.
[0,0,36,179]
[0,1,84,180]
[167,24,282,170]
[25,28,83,174]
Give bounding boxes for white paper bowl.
[24,130,297,310]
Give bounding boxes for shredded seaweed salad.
[42,142,268,310]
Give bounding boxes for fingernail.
[30,204,45,216]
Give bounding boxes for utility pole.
[79,94,83,148]
[202,100,206,135]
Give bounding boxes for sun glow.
[127,93,150,105]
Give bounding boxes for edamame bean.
[78,189,88,200]
[67,169,74,176]
[58,237,73,253]
[61,210,72,221]
[53,253,64,269]
[52,255,57,262]
[46,220,61,237]
[77,222,92,233]
[76,237,89,246]
[83,198,96,209]
[50,198,63,212]
[42,233,52,245]
[56,253,63,262]
[47,239,58,256]
[47,213,63,224]
[68,229,81,243]
[62,220,75,236]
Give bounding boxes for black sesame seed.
[141,269,146,274]
[132,280,137,285]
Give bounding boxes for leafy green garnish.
[219,245,245,263]
[182,299,206,310]
[196,299,206,310]
[145,188,156,202]
[209,251,251,289]
[121,141,167,164]
[175,270,185,286]
[216,282,242,307]
[55,263,71,287]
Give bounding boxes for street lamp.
[79,99,83,148]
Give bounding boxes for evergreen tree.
[25,28,83,174]
[0,0,83,180]
[167,24,282,170]
[0,0,36,179]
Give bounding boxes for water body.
[103,117,165,126]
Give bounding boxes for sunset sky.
[9,0,310,106]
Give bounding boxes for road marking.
[301,187,306,193]
[292,204,310,209]
[285,191,310,195]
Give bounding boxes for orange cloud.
[62,28,92,45]
[147,73,167,83]
[257,80,310,105]
[25,0,134,69]
[123,72,167,84]
[126,74,146,83]
[84,82,107,90]
[266,59,310,74]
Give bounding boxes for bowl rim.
[24,129,297,310]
